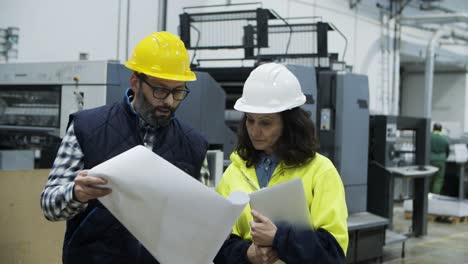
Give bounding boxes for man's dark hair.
[236,107,319,167]
[433,123,442,132]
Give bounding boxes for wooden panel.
[0,169,64,264]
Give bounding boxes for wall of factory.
[401,71,468,137]
[0,0,398,114]
[0,0,158,63]
[1,0,468,116]
[288,0,394,115]
[166,0,397,114]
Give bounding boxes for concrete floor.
[363,203,468,264]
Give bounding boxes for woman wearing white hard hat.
[214,63,348,263]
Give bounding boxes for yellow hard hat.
[125,31,196,81]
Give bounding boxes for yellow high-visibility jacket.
[216,151,348,262]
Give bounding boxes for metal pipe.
[424,27,449,118]
[183,2,262,12]
[158,0,167,31]
[125,0,130,60]
[419,2,454,14]
[381,11,391,115]
[116,0,122,60]
[401,13,468,25]
[391,0,400,115]
[452,28,468,42]
[400,21,468,42]
[392,36,400,116]
[401,13,468,118]
[392,15,401,115]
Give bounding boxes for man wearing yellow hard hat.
[40,32,208,263]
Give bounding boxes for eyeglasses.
[137,74,190,101]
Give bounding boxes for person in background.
[430,123,450,194]
[214,63,348,264]
[40,31,208,264]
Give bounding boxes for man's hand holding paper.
[87,146,249,264]
[73,170,112,203]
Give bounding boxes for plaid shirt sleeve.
[200,156,212,187]
[40,123,88,221]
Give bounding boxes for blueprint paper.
[249,178,311,228]
[249,178,312,264]
[89,145,249,264]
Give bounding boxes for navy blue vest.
[62,96,208,264]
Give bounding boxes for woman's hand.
[250,209,278,246]
[247,243,278,264]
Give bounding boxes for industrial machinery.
[368,115,432,237]
[315,71,392,264]
[317,71,370,214]
[180,4,277,52]
[0,61,131,169]
[179,4,388,263]
[178,72,237,161]
[0,59,236,186]
[176,71,236,185]
[176,64,316,186]
[180,4,368,208]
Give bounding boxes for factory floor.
[362,202,468,264]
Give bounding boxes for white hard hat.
[234,63,306,113]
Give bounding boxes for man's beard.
[133,91,176,127]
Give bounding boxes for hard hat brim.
[125,62,197,81]
[234,96,306,113]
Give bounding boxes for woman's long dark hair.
[236,107,319,167]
